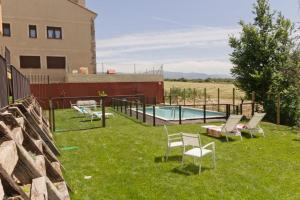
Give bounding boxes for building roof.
[66,0,98,17]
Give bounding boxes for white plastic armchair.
[164,125,183,161]
[181,133,216,174]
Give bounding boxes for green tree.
[229,0,300,125]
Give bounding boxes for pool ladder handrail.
[170,107,184,120]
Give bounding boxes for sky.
[86,0,300,75]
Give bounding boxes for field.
[55,108,300,200]
[164,81,246,104]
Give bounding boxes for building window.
[47,27,62,39]
[47,56,66,69]
[29,25,37,38]
[2,23,11,37]
[20,56,41,69]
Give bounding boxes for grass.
[164,81,245,102]
[55,108,300,200]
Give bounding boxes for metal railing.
[0,55,31,108]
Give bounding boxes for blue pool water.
[141,106,226,121]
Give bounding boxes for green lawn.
[54,109,300,200]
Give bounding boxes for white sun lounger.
[202,115,243,142]
[82,108,114,122]
[237,113,266,138]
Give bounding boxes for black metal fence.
[48,95,146,132]
[11,65,31,101]
[111,98,254,126]
[0,55,31,108]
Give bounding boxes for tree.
[229,0,300,125]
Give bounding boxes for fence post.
[52,101,56,132]
[143,102,146,123]
[130,101,132,117]
[125,101,127,115]
[10,65,15,103]
[183,89,186,106]
[226,104,230,119]
[102,97,106,127]
[179,105,182,125]
[252,91,256,103]
[232,88,236,113]
[240,104,243,115]
[203,105,206,123]
[169,88,172,105]
[204,88,207,105]
[251,102,255,116]
[117,99,119,111]
[276,95,280,125]
[136,102,139,120]
[121,100,123,113]
[217,88,220,112]
[153,105,156,126]
[193,88,196,107]
[49,100,53,132]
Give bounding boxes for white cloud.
[164,60,232,74]
[152,16,195,28]
[96,58,232,75]
[95,26,240,74]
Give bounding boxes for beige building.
[0,0,97,82]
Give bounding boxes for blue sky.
[86,0,299,74]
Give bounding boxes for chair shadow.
[203,132,258,142]
[70,116,85,119]
[172,164,210,176]
[241,132,259,139]
[204,134,235,143]
[79,119,101,123]
[154,155,182,163]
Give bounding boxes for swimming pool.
[140,106,226,121]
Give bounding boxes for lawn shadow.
[292,138,300,142]
[172,164,210,176]
[204,134,236,143]
[154,155,182,163]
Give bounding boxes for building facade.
[0,0,97,82]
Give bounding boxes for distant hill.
[164,71,232,80]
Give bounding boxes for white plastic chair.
[238,113,266,138]
[202,115,243,142]
[83,107,114,122]
[181,133,216,174]
[164,125,183,161]
[73,106,86,115]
